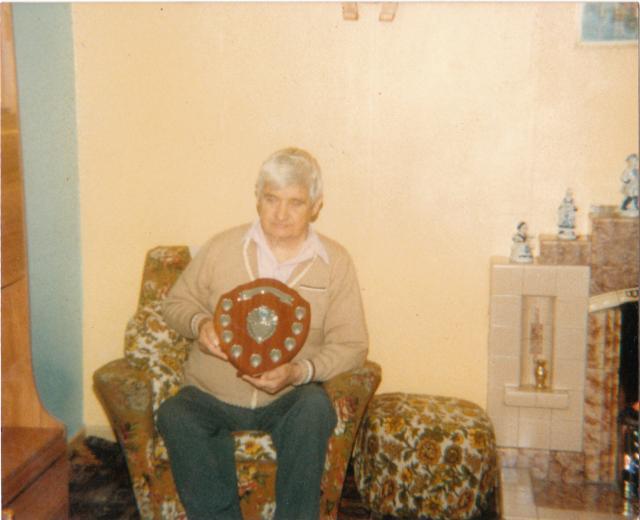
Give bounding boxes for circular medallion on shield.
[213,278,311,376]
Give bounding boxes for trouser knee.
[156,393,189,439]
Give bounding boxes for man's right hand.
[197,319,228,360]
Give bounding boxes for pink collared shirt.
[244,220,329,284]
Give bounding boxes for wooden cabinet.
[1,5,69,518]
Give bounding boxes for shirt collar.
[244,220,329,265]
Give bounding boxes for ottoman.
[353,393,500,519]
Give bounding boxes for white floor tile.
[502,467,533,488]
[578,512,629,519]
[503,500,538,518]
[537,507,582,519]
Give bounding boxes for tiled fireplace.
[487,207,638,485]
[488,260,590,454]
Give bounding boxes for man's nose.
[276,202,287,220]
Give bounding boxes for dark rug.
[69,436,370,520]
[69,436,140,520]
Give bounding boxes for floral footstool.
[352,393,501,519]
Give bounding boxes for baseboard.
[84,424,116,442]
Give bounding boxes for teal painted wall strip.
[12,3,83,438]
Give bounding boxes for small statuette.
[221,298,234,312]
[557,188,577,240]
[295,306,306,320]
[250,353,263,368]
[221,330,234,344]
[509,221,534,264]
[284,337,297,351]
[230,344,243,359]
[619,153,639,217]
[292,322,303,335]
[219,314,231,327]
[269,348,282,363]
[534,358,548,390]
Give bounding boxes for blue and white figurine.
[619,153,639,217]
[510,221,534,263]
[557,188,577,240]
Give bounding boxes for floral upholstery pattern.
[93,246,382,520]
[353,393,500,520]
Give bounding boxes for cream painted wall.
[72,3,638,432]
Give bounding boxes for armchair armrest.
[94,359,182,520]
[319,361,382,519]
[93,359,155,454]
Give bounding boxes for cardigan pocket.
[298,285,328,330]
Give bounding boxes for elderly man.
[157,147,369,519]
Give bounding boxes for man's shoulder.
[316,231,352,264]
[215,223,251,242]
[204,223,251,247]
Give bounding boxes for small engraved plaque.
[247,305,278,344]
[213,278,311,376]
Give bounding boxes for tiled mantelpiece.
[488,258,590,453]
[540,206,638,294]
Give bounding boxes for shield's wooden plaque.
[213,278,311,376]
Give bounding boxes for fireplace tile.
[554,358,585,390]
[519,406,551,422]
[550,419,583,451]
[491,261,524,295]
[584,368,605,408]
[548,451,585,483]
[528,450,551,479]
[504,386,537,407]
[551,390,584,421]
[491,295,522,327]
[536,391,570,409]
[555,266,590,298]
[489,401,519,446]
[518,419,551,449]
[555,326,587,361]
[555,298,589,331]
[523,265,558,295]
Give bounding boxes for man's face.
[257,183,322,246]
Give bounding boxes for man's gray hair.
[256,148,323,203]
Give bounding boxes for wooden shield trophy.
[213,278,311,376]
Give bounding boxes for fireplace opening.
[618,300,638,498]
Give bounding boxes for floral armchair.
[93,246,382,520]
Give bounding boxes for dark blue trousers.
[157,384,337,520]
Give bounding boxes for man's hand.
[197,319,228,360]
[242,362,304,394]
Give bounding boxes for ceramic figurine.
[557,188,577,240]
[510,221,534,263]
[619,153,639,217]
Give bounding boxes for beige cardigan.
[162,224,369,409]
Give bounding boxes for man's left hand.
[241,362,304,394]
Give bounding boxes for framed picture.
[581,2,638,43]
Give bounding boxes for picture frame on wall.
[580,2,638,43]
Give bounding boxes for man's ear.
[310,197,323,222]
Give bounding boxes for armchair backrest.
[137,246,192,308]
